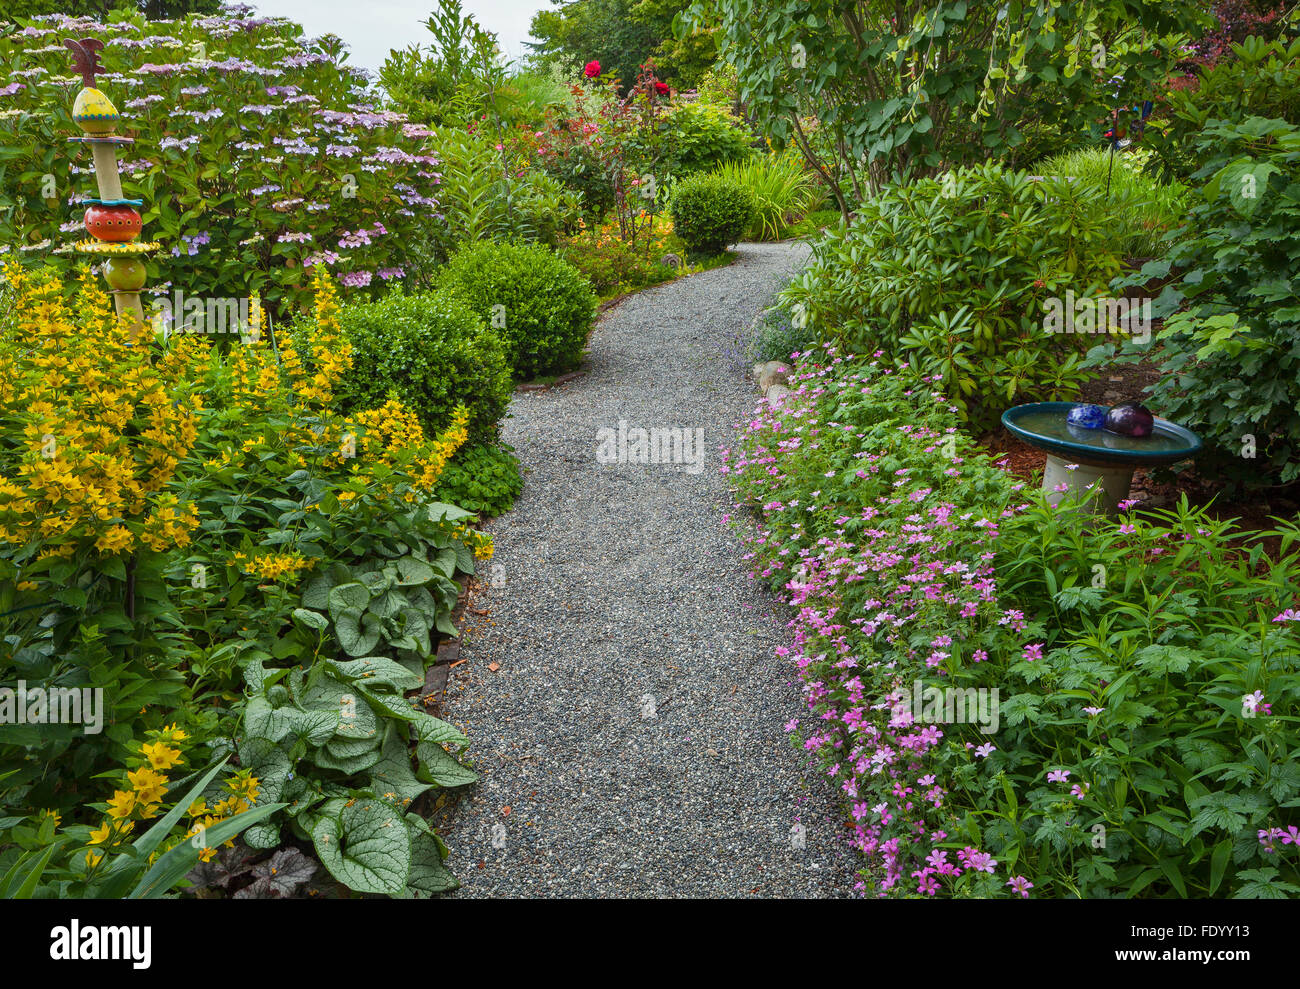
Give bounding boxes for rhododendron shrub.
[725,346,1300,897]
[0,8,442,315]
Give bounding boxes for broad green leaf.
[395,556,435,586]
[327,582,371,620]
[292,608,330,632]
[312,800,412,895]
[403,829,459,897]
[416,741,478,788]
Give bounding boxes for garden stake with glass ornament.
[64,37,160,342]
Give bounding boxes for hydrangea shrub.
[0,7,442,315]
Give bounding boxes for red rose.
[654,81,669,95]
[584,60,600,78]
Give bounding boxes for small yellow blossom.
[105,790,136,819]
[140,741,183,771]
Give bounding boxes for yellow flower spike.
[126,766,168,805]
[0,267,198,556]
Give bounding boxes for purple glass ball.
[1066,403,1107,430]
[1104,401,1154,437]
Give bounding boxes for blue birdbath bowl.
[1002,402,1202,513]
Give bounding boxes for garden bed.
[727,347,1300,898]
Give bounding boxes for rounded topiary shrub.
[670,174,756,256]
[329,289,512,446]
[438,241,597,379]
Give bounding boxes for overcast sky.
[248,0,550,74]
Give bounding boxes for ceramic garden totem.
[64,37,159,337]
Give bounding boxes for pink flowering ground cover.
[724,344,1300,898]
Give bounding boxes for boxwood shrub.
[669,174,756,256]
[439,242,597,379]
[328,289,512,446]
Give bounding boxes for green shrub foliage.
[782,163,1127,428]
[329,290,513,447]
[438,241,598,379]
[1101,115,1300,488]
[669,173,756,256]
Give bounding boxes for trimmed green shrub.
[438,241,598,379]
[669,174,756,256]
[329,289,512,446]
[433,442,524,517]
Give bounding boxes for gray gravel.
[438,241,857,897]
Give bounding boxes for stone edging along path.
[437,241,858,897]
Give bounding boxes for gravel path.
[439,241,857,897]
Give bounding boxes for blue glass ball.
[1066,403,1107,430]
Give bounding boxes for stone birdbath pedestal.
[63,37,160,339]
[1001,401,1202,515]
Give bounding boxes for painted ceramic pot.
[72,87,120,135]
[84,203,142,242]
[103,257,147,292]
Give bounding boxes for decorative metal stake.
[64,37,160,340]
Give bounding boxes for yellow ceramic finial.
[72,87,120,135]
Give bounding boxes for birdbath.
[1001,402,1202,514]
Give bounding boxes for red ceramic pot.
[84,203,142,243]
